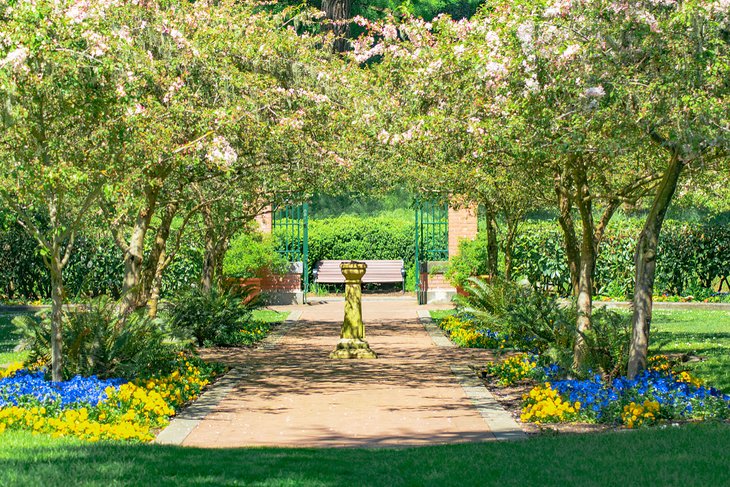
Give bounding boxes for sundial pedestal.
[329,261,377,359]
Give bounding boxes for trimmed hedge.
[3,211,727,301]
[455,220,729,298]
[300,215,416,290]
[0,215,202,302]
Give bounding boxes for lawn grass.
[0,423,728,486]
[429,309,455,321]
[430,307,730,391]
[651,309,730,393]
[0,314,28,365]
[252,309,289,323]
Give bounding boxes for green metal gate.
[414,200,449,305]
[272,203,309,301]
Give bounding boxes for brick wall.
[226,270,301,299]
[254,207,273,234]
[420,272,452,290]
[258,270,301,292]
[448,206,478,257]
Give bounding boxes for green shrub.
[12,297,171,380]
[456,277,576,367]
[223,232,289,279]
[453,219,730,299]
[280,215,416,290]
[445,236,489,288]
[163,287,263,347]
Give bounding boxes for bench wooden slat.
[313,260,405,284]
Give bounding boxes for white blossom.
[584,86,606,98]
[163,77,185,104]
[562,44,581,60]
[382,24,398,41]
[206,136,238,168]
[82,31,109,57]
[0,46,29,72]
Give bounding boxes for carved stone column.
[329,261,377,359]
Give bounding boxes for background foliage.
[3,211,727,300]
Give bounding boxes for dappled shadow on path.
[186,303,501,447]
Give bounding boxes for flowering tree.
[93,1,354,313]
[607,0,730,377]
[351,0,729,373]
[0,0,131,380]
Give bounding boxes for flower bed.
[480,354,730,431]
[0,354,223,442]
[481,353,539,386]
[438,315,508,349]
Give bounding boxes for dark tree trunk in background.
[554,171,580,296]
[628,154,684,378]
[486,205,499,279]
[503,218,519,281]
[322,0,352,52]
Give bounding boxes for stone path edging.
[416,310,454,348]
[155,310,301,446]
[450,365,526,441]
[417,309,525,441]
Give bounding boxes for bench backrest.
[314,260,404,283]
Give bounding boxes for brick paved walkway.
[177,300,502,448]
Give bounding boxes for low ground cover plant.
[450,279,730,430]
[12,298,168,380]
[0,353,224,442]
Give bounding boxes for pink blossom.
[127,104,147,117]
[561,44,580,60]
[113,26,133,44]
[82,31,109,57]
[206,136,237,168]
[163,77,185,104]
[66,1,90,23]
[0,46,29,72]
[382,24,398,41]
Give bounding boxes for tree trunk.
[627,154,684,378]
[322,0,352,52]
[486,205,499,279]
[141,205,176,316]
[145,210,176,318]
[572,164,596,370]
[147,250,167,318]
[201,230,216,293]
[503,218,519,281]
[554,171,580,296]
[119,185,159,314]
[49,256,65,382]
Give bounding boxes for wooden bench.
[313,260,406,292]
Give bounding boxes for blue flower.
[0,369,125,409]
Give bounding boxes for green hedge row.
[0,217,202,301]
[481,220,729,298]
[298,216,416,290]
[3,212,727,300]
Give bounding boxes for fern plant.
[13,297,172,379]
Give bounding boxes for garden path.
[170,300,513,448]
